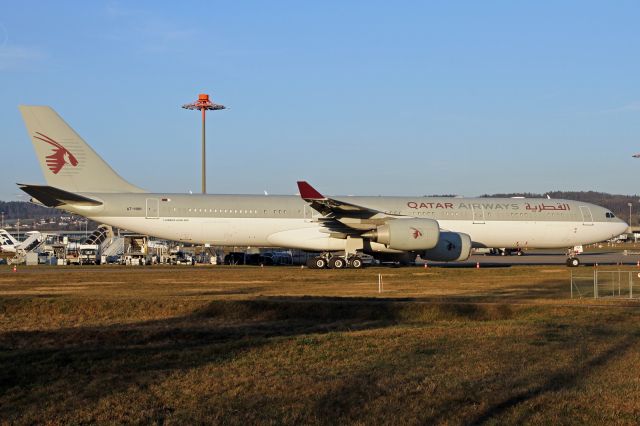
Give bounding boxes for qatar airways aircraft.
[17,106,627,268]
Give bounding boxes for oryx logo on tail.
[33,132,78,174]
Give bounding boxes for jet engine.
[421,231,472,262]
[362,218,439,251]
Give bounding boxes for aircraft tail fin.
[0,229,19,246]
[19,105,145,193]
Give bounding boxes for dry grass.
[2,265,640,424]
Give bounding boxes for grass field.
[2,265,640,424]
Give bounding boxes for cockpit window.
[606,212,615,218]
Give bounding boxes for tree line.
[0,201,58,220]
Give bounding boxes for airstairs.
[83,225,113,245]
[102,237,124,257]
[83,225,126,259]
[9,232,46,265]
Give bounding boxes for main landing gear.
[307,254,364,269]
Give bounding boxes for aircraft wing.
[297,181,384,219]
[297,181,399,233]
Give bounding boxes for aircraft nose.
[618,219,630,235]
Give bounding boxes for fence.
[571,270,640,299]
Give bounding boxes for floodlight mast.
[182,94,225,194]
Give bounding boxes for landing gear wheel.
[311,256,327,269]
[329,256,346,269]
[349,256,363,269]
[566,257,580,267]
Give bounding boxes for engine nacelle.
[421,231,472,262]
[363,218,439,251]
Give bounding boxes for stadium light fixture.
[182,94,226,194]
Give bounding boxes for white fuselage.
[66,193,628,253]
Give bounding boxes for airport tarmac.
[1,249,637,272]
[428,249,640,267]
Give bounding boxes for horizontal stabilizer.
[17,184,103,207]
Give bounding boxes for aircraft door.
[472,205,485,224]
[146,198,159,219]
[579,206,593,226]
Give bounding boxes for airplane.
[16,105,628,268]
[0,229,45,255]
[0,229,19,254]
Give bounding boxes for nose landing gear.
[566,257,580,267]
[566,247,582,267]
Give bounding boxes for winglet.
[297,181,325,200]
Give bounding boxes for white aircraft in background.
[0,229,45,255]
[0,229,19,254]
[16,105,628,268]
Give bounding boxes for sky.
[1,1,639,201]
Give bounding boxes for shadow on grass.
[176,286,268,297]
[0,297,519,422]
[470,278,569,300]
[305,315,640,425]
[468,329,640,424]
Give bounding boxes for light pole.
[628,202,633,228]
[182,93,226,194]
[1,211,3,229]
